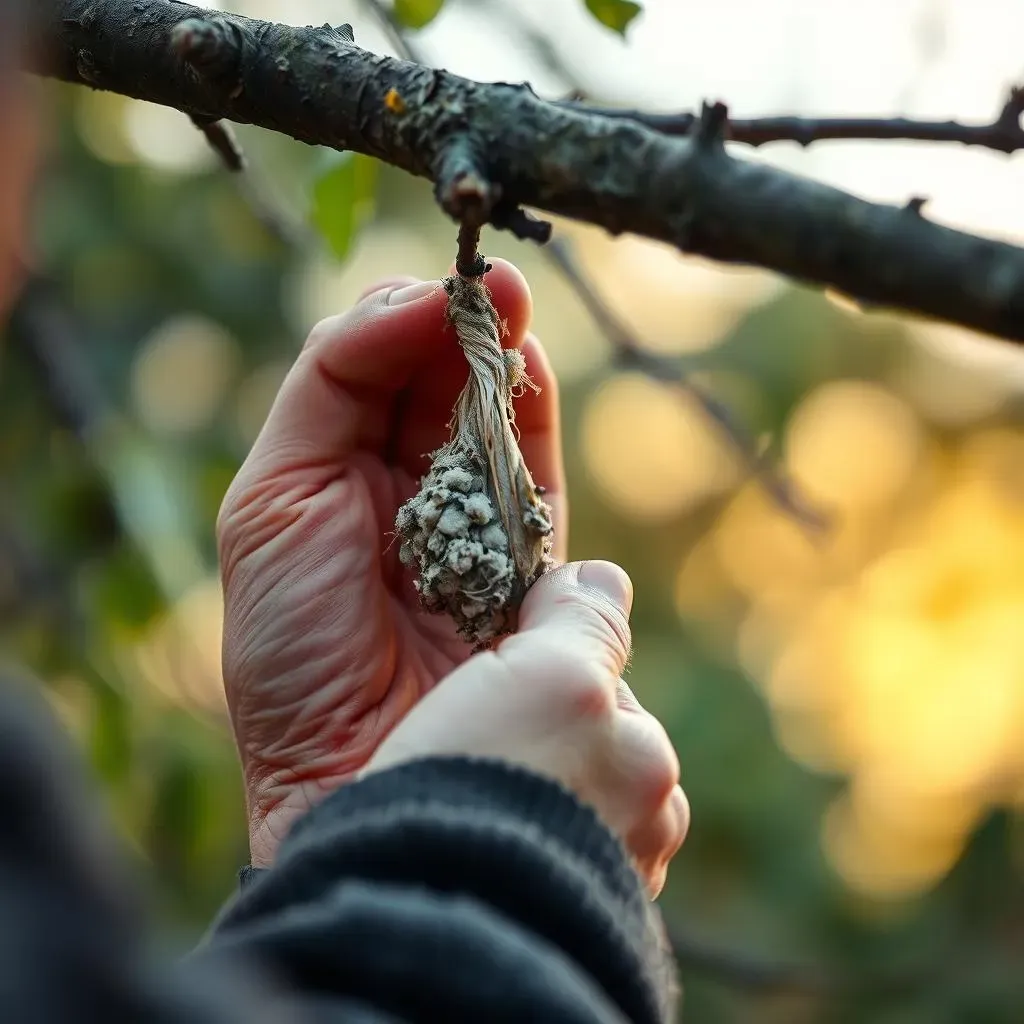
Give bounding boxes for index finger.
[240,259,532,478]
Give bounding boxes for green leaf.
[310,153,379,260]
[583,0,642,35]
[393,0,446,30]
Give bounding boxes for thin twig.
[455,223,489,277]
[544,238,829,531]
[7,273,206,606]
[559,87,1024,153]
[190,115,246,171]
[476,0,1024,157]
[187,114,310,248]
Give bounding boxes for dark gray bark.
[28,0,1024,342]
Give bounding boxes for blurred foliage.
[393,0,447,30]
[2,9,1024,1022]
[583,0,644,35]
[311,152,379,259]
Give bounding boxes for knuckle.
[507,640,616,721]
[630,714,680,811]
[498,629,617,722]
[563,660,616,720]
[670,784,691,851]
[647,734,681,806]
[627,785,690,890]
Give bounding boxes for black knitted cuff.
[227,757,675,1024]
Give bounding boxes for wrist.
[246,779,323,868]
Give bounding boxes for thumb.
[363,560,634,776]
[498,560,633,683]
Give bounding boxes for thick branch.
[28,2,1024,342]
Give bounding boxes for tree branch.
[190,114,246,171]
[559,87,1024,152]
[26,1,1024,344]
[544,237,829,530]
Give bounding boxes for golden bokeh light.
[131,315,241,436]
[233,359,291,448]
[582,372,739,522]
[129,575,227,717]
[822,791,969,900]
[710,484,823,601]
[571,229,781,355]
[73,88,136,166]
[291,225,438,329]
[122,101,219,174]
[896,334,1015,427]
[785,380,923,511]
[694,419,1024,900]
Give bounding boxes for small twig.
[545,238,829,531]
[362,0,409,56]
[188,106,311,249]
[559,86,1024,154]
[8,271,109,439]
[190,115,246,171]
[474,0,1023,158]
[455,223,490,277]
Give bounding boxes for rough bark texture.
[29,0,1024,342]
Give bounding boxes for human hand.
[217,261,565,867]
[363,559,690,897]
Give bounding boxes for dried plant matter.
[396,275,553,647]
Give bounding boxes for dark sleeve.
[0,678,678,1024]
[198,757,679,1024]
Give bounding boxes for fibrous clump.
[396,273,554,647]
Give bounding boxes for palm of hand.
[217,264,563,860]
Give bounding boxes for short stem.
[455,223,490,277]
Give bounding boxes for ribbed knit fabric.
[214,758,677,1023]
[0,679,679,1023]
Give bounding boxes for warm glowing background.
[4,1,1024,1020]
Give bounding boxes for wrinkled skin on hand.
[216,262,567,865]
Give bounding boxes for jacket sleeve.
[0,679,678,1024]
[199,757,679,1024]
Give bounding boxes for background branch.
[543,238,829,530]
[560,87,1024,152]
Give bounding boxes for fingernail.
[388,281,439,305]
[579,560,633,616]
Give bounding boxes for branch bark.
[28,1,1024,342]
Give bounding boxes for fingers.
[501,561,633,683]
[608,691,688,897]
[635,785,690,899]
[241,260,533,481]
[366,556,687,893]
[506,568,685,893]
